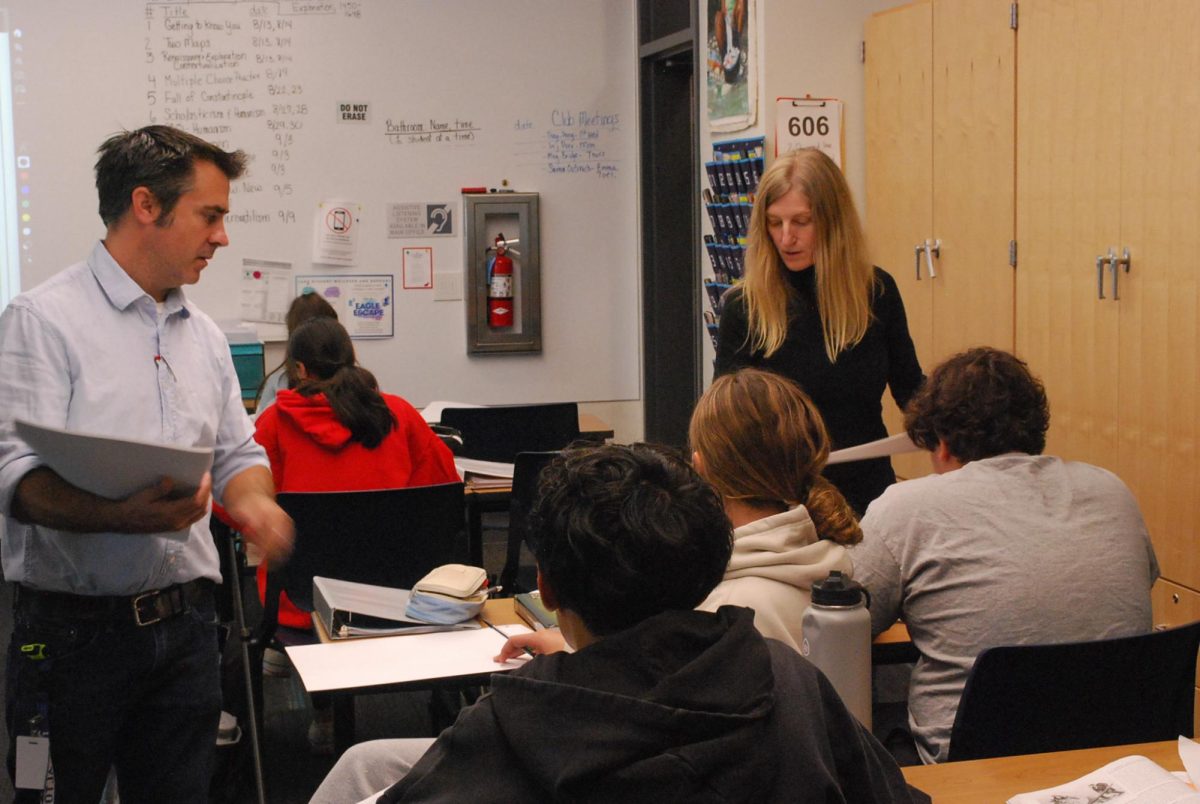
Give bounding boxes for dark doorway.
[639,5,699,449]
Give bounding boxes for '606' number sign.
[775,97,843,167]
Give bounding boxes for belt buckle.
[133,590,164,626]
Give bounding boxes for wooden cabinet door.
[930,0,1014,358]
[1015,0,1123,469]
[867,0,1014,481]
[1114,0,1200,590]
[866,0,932,481]
[1019,0,1200,591]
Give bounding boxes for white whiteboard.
[4,0,639,406]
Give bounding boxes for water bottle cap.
[811,571,866,606]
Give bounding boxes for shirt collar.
[88,240,191,318]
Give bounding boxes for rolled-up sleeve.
[0,303,70,514]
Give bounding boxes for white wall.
[7,0,646,436]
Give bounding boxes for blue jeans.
[5,586,222,804]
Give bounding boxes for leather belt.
[15,579,214,627]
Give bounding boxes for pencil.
[480,617,535,657]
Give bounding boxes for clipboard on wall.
[775,97,845,168]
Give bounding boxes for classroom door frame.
[639,4,701,450]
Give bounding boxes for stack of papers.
[455,457,514,490]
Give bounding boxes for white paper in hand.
[15,419,213,500]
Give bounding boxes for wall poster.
[296,274,394,339]
[707,0,757,132]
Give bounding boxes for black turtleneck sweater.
[714,266,923,516]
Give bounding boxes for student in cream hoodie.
[689,367,861,652]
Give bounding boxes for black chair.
[439,403,580,463]
[263,483,467,617]
[249,482,468,751]
[498,451,560,594]
[946,620,1200,762]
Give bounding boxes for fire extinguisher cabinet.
[463,192,541,354]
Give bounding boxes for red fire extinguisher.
[487,234,516,328]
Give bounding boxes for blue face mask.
[405,588,487,625]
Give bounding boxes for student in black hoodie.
[310,444,925,804]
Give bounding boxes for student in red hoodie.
[253,316,459,629]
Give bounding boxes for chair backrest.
[947,620,1200,762]
[269,482,467,614]
[498,451,560,593]
[439,403,580,463]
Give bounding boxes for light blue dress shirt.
[0,241,268,594]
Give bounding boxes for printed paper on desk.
[286,622,533,692]
[1007,752,1199,803]
[14,419,213,502]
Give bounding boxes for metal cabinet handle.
[1096,248,1116,299]
[924,238,941,279]
[1110,247,1131,301]
[915,244,924,280]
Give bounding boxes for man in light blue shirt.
[0,126,293,802]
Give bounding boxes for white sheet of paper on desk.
[1180,736,1200,791]
[286,622,533,692]
[14,419,213,500]
[827,433,920,465]
[421,400,482,424]
[455,457,514,480]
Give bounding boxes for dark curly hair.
[529,443,732,637]
[904,347,1049,462]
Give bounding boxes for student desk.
[901,741,1184,802]
[872,621,915,664]
[287,598,533,753]
[287,600,913,753]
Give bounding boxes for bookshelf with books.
[702,136,764,357]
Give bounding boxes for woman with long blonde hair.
[690,368,860,651]
[715,148,922,515]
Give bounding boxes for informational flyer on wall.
[402,247,433,289]
[312,199,363,266]
[240,258,294,324]
[387,202,454,237]
[296,274,394,339]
